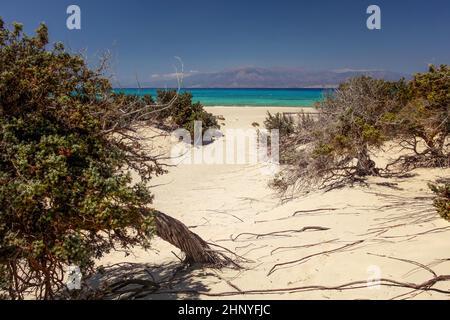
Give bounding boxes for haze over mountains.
[142,67,410,88]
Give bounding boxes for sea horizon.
[113,88,331,107]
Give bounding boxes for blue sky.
[1,0,449,85]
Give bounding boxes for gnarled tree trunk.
[152,210,231,267]
[356,146,379,177]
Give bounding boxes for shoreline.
[204,106,313,129]
[113,88,326,109]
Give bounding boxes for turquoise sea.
[114,88,330,107]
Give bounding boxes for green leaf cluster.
[0,19,158,299]
[429,181,450,221]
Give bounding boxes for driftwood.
[152,210,238,268]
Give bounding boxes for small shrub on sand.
[429,179,450,221]
[155,89,219,139]
[270,77,404,193]
[389,65,450,169]
[264,112,296,137]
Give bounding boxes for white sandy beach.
[100,106,450,300]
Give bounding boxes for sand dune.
[100,106,450,300]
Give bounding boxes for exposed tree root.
[98,255,449,299]
[231,226,329,241]
[367,253,437,277]
[84,252,450,300]
[156,254,450,299]
[270,238,340,255]
[293,208,339,216]
[152,274,450,298]
[267,240,364,276]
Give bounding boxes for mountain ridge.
[142,67,410,88]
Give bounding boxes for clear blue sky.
[1,0,449,85]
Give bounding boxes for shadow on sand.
[86,261,214,300]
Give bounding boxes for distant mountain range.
[142,67,410,88]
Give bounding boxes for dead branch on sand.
[85,253,450,300]
[151,274,450,298]
[270,238,340,256]
[267,240,364,276]
[152,210,241,268]
[231,226,329,241]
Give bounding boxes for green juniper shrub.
[394,65,449,168]
[110,92,155,121]
[264,112,298,164]
[0,20,164,299]
[264,111,318,165]
[270,76,406,193]
[264,112,296,137]
[429,179,450,221]
[155,89,219,140]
